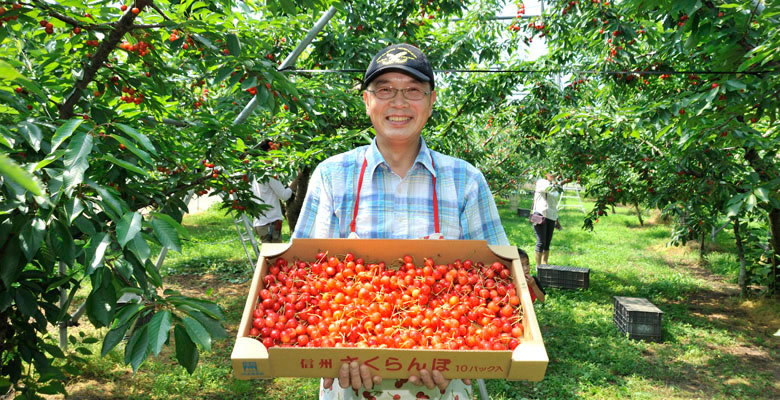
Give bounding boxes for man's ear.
[428,90,437,116]
[363,90,370,115]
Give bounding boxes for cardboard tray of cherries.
[231,238,548,381]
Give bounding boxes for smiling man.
[292,43,509,399]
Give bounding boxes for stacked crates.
[613,296,664,342]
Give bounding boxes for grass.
[46,199,779,400]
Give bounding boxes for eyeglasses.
[365,87,431,101]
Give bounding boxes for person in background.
[517,248,545,303]
[250,139,297,243]
[531,172,568,267]
[292,43,509,399]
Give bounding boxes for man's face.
[363,72,436,146]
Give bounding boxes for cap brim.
[362,66,432,90]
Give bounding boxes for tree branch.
[58,0,153,120]
[31,0,113,32]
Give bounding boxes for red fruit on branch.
[120,5,128,11]
[132,7,140,14]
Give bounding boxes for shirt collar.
[365,137,436,178]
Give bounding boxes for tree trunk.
[733,217,748,296]
[768,208,780,295]
[634,202,644,226]
[285,166,311,234]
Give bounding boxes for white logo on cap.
[377,48,417,66]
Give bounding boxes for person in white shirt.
[531,172,566,266]
[250,140,296,243]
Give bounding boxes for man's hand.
[322,361,381,391]
[408,369,471,392]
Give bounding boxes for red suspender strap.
[430,154,439,234]
[350,157,368,234]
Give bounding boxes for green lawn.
[55,199,779,400]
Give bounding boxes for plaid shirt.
[292,137,509,245]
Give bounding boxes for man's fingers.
[323,378,335,390]
[463,378,472,386]
[338,363,350,389]
[419,369,436,389]
[372,375,382,386]
[349,361,362,390]
[359,364,373,390]
[431,370,449,391]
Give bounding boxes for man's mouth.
[387,116,411,122]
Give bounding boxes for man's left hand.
[408,369,471,392]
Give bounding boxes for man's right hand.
[323,361,382,391]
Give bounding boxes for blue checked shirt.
[292,137,509,245]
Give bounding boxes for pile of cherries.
[249,253,525,351]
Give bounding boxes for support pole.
[233,5,338,126]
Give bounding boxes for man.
[250,140,296,243]
[292,43,509,399]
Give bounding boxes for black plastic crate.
[517,208,531,217]
[613,296,663,342]
[537,264,589,289]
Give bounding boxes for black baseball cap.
[362,44,435,90]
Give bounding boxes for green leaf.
[0,154,43,196]
[102,322,131,357]
[87,180,127,220]
[174,324,199,374]
[147,310,172,356]
[19,218,45,260]
[103,154,150,177]
[14,287,37,317]
[167,296,224,320]
[151,216,182,252]
[110,135,153,165]
[85,282,116,328]
[227,33,241,56]
[84,232,111,275]
[143,259,164,288]
[725,80,746,91]
[113,303,145,329]
[151,212,190,239]
[279,0,297,14]
[124,324,149,373]
[50,119,83,152]
[0,59,25,81]
[63,132,93,190]
[192,34,218,51]
[182,316,211,351]
[33,150,66,171]
[17,121,42,152]
[114,123,156,154]
[64,197,84,224]
[117,211,142,248]
[185,309,227,340]
[753,187,769,203]
[214,65,234,83]
[127,234,151,265]
[50,219,75,267]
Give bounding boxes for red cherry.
[120,5,128,11]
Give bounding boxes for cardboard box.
[231,239,548,381]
